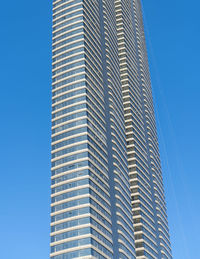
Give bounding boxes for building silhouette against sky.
[51,0,172,258]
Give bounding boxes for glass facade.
[51,0,172,259]
[51,0,135,258]
[115,0,172,258]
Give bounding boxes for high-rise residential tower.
[50,1,172,259]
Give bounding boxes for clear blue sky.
[0,1,199,258]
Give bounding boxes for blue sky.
[0,0,199,258]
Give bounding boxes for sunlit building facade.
[50,0,172,259]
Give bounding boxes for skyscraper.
[51,1,172,259]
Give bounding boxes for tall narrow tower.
[50,0,172,259]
